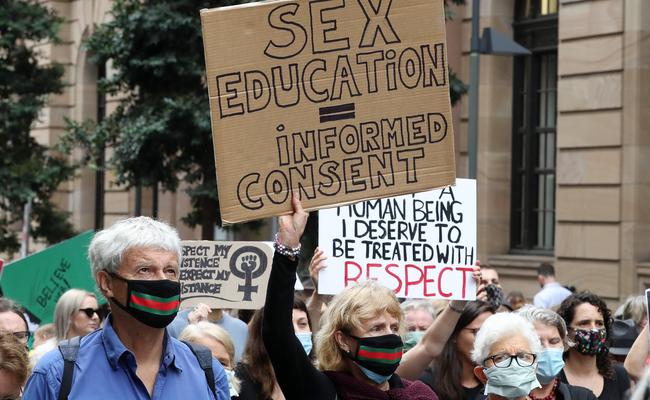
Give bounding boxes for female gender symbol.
[229,246,268,301]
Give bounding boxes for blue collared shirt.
[23,317,229,400]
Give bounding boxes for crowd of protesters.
[0,194,649,399]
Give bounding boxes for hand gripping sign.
[318,179,477,300]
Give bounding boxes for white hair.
[88,216,182,277]
[471,312,543,365]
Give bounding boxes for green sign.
[0,231,105,323]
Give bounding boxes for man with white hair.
[23,217,229,399]
[472,312,543,400]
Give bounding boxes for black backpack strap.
[57,336,81,400]
[182,340,216,398]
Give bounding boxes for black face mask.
[347,334,404,378]
[109,273,180,329]
[485,284,504,309]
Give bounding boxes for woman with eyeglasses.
[54,289,101,341]
[557,292,631,400]
[517,305,597,400]
[471,312,543,400]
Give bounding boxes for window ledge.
[637,261,650,277]
[487,254,555,278]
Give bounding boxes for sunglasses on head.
[79,308,101,319]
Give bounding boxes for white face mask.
[224,368,239,397]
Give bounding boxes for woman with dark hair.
[557,291,631,400]
[413,301,495,400]
[235,300,314,400]
[292,298,313,356]
[235,309,284,400]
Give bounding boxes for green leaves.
[0,0,74,254]
[60,0,243,235]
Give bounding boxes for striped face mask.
[109,273,180,329]
[347,333,403,382]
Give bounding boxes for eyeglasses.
[483,352,536,368]
[12,331,30,342]
[79,308,101,319]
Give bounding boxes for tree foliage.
[62,0,254,239]
[0,0,74,254]
[63,0,467,241]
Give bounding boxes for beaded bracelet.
[273,233,301,258]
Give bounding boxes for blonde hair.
[34,323,56,343]
[179,322,240,393]
[619,295,648,328]
[54,289,96,340]
[0,331,29,389]
[179,322,236,366]
[316,280,403,372]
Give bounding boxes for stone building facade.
[38,0,648,303]
[40,0,203,240]
[447,0,650,303]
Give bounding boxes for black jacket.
[261,253,338,400]
[557,381,598,400]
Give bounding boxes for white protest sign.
[318,179,476,300]
[180,241,274,309]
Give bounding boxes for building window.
[518,0,558,18]
[510,2,558,254]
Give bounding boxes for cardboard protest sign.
[0,231,105,323]
[201,0,455,224]
[318,179,476,300]
[180,241,274,309]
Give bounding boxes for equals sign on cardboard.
[319,103,355,123]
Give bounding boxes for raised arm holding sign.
[263,194,442,398]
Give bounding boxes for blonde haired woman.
[54,289,100,340]
[180,322,240,398]
[261,194,440,400]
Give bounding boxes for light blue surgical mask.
[357,363,392,384]
[296,332,312,355]
[403,331,425,352]
[536,348,565,385]
[484,362,541,399]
